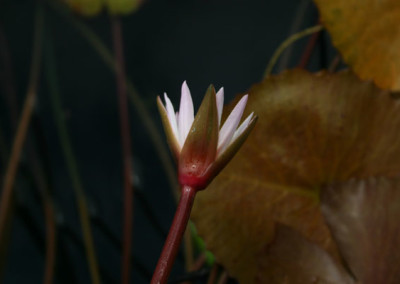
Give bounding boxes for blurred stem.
[264,25,323,77]
[277,0,310,72]
[110,17,134,284]
[44,32,101,284]
[0,4,43,279]
[42,194,56,284]
[297,22,321,69]
[26,138,56,284]
[328,54,341,72]
[206,264,219,284]
[0,127,7,167]
[151,185,196,284]
[47,1,179,199]
[217,271,228,284]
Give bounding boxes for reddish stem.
[297,28,321,69]
[151,185,197,284]
[206,264,219,284]
[111,17,134,284]
[217,271,229,284]
[328,54,341,72]
[43,195,56,284]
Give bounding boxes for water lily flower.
[157,81,257,190]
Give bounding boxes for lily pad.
[321,177,400,284]
[191,69,400,283]
[314,0,400,90]
[256,224,354,284]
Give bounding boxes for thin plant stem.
[151,185,197,284]
[181,252,207,284]
[328,54,341,72]
[27,140,56,284]
[43,196,56,284]
[0,4,43,279]
[217,271,228,284]
[0,127,7,167]
[206,264,219,284]
[297,24,321,68]
[264,25,323,77]
[110,17,135,284]
[44,32,101,284]
[277,0,310,72]
[190,252,206,271]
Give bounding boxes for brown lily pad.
[321,177,400,284]
[314,0,400,90]
[191,69,400,283]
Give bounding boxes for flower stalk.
[152,82,257,283]
[150,185,196,284]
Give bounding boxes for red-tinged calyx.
[178,85,219,190]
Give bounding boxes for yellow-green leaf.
[314,0,400,90]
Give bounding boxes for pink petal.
[216,87,224,126]
[178,81,194,146]
[217,94,248,155]
[231,112,254,142]
[163,93,179,145]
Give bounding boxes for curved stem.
[264,25,323,77]
[26,131,57,284]
[151,185,197,284]
[110,17,135,284]
[297,23,321,69]
[217,271,228,284]
[277,0,310,72]
[206,263,219,284]
[44,33,101,284]
[0,3,43,279]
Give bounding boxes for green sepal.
[178,85,219,189]
[209,114,258,181]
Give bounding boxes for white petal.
[163,93,180,146]
[217,94,248,155]
[216,87,224,126]
[178,81,194,146]
[231,112,254,142]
